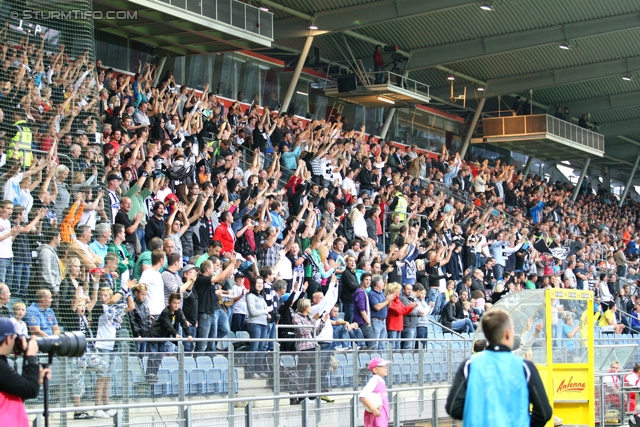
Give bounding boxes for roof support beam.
[558,90,640,116]
[484,56,640,97]
[264,0,478,40]
[407,13,640,69]
[599,118,640,138]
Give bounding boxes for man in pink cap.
[359,357,391,426]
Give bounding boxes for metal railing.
[20,334,640,426]
[158,0,274,40]
[21,336,466,427]
[368,71,431,97]
[482,114,605,153]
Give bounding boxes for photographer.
[0,318,51,426]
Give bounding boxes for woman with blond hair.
[349,204,368,240]
[385,282,418,350]
[292,298,329,403]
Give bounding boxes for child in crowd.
[11,302,29,336]
[66,272,102,419]
[146,293,193,381]
[415,285,434,348]
[230,273,248,333]
[359,358,391,426]
[471,290,486,315]
[129,283,151,354]
[100,253,122,292]
[462,301,480,330]
[94,282,135,418]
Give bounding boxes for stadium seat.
[213,355,239,394]
[195,356,223,394]
[391,353,407,383]
[152,369,171,397]
[403,353,417,383]
[332,354,346,387]
[217,331,236,351]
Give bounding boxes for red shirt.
[386,296,415,332]
[213,222,236,254]
[373,51,384,67]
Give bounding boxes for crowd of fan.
[0,35,639,417]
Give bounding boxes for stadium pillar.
[522,156,534,177]
[619,153,640,207]
[280,36,314,115]
[571,158,590,202]
[379,70,409,141]
[380,108,396,141]
[153,57,167,87]
[460,97,486,159]
[603,166,611,193]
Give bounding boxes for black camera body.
[14,332,87,358]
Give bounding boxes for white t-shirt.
[342,177,358,196]
[4,173,22,204]
[231,284,247,315]
[0,218,13,259]
[20,188,33,215]
[275,255,293,280]
[140,268,165,315]
[156,187,172,204]
[11,317,28,335]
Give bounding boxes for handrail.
[26,383,450,415]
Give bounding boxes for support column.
[280,36,314,115]
[572,158,591,202]
[522,156,534,177]
[460,97,486,159]
[379,108,396,141]
[153,56,167,87]
[619,153,640,207]
[603,166,611,193]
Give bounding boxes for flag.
[533,239,582,260]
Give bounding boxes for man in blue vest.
[445,308,552,427]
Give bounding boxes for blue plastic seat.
[391,353,408,383]
[337,353,353,386]
[213,355,239,394]
[195,356,223,394]
[152,369,171,397]
[403,353,417,383]
[217,331,236,351]
[422,362,433,382]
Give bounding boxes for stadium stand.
[1,1,640,425]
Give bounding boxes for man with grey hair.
[368,274,394,350]
[259,225,294,268]
[70,224,102,270]
[0,283,10,317]
[90,223,112,267]
[69,144,87,172]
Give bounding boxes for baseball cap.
[182,264,199,274]
[106,173,123,182]
[368,357,391,372]
[0,317,17,341]
[164,193,179,204]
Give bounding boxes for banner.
[533,239,582,260]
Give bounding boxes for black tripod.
[42,354,53,427]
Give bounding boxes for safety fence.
[16,334,640,426]
[21,336,467,427]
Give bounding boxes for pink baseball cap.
[368,357,391,372]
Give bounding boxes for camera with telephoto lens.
[13,332,87,358]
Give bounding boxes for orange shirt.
[60,201,84,243]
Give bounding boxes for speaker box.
[337,74,357,93]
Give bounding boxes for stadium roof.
[93,0,273,56]
[256,0,640,181]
